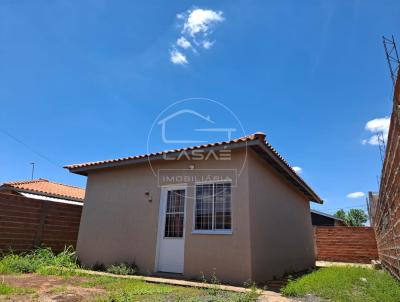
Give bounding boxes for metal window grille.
[195,183,231,231]
[164,190,185,238]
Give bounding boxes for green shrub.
[106,262,137,275]
[0,254,37,273]
[241,281,260,302]
[199,272,260,301]
[0,246,78,274]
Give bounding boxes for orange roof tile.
[2,178,85,201]
[65,133,273,169]
[64,132,322,203]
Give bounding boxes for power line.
[319,204,367,213]
[0,127,62,169]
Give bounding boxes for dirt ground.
[0,274,104,302]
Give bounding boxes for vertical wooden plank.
[313,226,318,261]
[0,193,82,253]
[34,200,49,247]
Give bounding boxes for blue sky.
[0,1,399,215]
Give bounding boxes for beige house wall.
[77,149,252,284]
[247,149,315,282]
[77,147,315,284]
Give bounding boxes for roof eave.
[12,188,84,203]
[311,209,343,221]
[66,139,322,204]
[65,140,254,176]
[249,141,322,204]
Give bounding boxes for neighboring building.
[0,178,85,205]
[311,209,346,226]
[65,132,322,284]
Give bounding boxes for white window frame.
[192,180,233,235]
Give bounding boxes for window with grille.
[195,182,231,232]
[164,189,185,238]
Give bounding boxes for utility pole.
[30,162,35,180]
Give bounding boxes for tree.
[334,208,368,226]
[347,209,368,226]
[334,209,346,221]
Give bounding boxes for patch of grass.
[200,271,221,296]
[81,275,259,302]
[0,247,259,301]
[80,275,123,288]
[281,266,400,302]
[36,265,88,278]
[0,247,78,275]
[199,271,260,302]
[47,285,68,294]
[0,282,35,296]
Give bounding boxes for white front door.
[156,187,186,273]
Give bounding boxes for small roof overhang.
[311,209,344,222]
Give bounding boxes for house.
[311,209,346,226]
[0,179,84,253]
[65,132,322,284]
[0,178,85,205]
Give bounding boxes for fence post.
[313,226,318,262]
[34,200,49,247]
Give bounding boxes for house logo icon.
[146,97,247,187]
[157,109,237,144]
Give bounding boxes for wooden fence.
[314,226,379,263]
[0,192,82,253]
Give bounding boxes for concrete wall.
[77,149,252,284]
[247,150,315,282]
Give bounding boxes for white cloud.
[169,8,224,65]
[362,117,390,146]
[182,9,224,37]
[170,49,188,65]
[176,37,192,49]
[347,192,365,199]
[365,117,390,132]
[292,166,303,174]
[202,40,214,49]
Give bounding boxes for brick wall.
[369,70,400,280]
[314,226,378,263]
[0,192,82,253]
